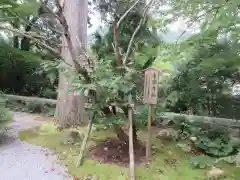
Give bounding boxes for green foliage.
[166,0,240,38]
[165,36,240,118]
[6,98,55,116]
[25,101,46,113]
[170,115,238,157]
[39,122,58,133]
[24,101,55,116]
[0,0,40,21]
[176,143,192,152]
[0,43,57,98]
[194,137,233,157]
[216,150,240,167]
[189,155,214,169]
[0,96,12,136]
[75,0,163,128]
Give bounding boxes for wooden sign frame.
[143,67,160,105]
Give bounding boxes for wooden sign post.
[128,93,135,180]
[143,68,160,161]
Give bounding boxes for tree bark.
[55,0,88,128]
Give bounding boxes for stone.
[189,136,197,142]
[156,128,178,140]
[206,167,225,180]
[61,131,82,145]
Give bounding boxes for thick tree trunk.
[55,0,88,128]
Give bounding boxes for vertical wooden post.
[143,67,160,162]
[146,104,153,161]
[128,94,135,180]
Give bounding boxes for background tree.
[0,0,58,98]
[166,33,240,118]
[0,0,90,127]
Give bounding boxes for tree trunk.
[21,16,38,51]
[12,19,19,48]
[55,0,88,128]
[110,106,138,143]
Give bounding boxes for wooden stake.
[128,94,135,180]
[76,111,96,167]
[146,104,153,162]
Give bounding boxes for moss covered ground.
[19,122,240,180]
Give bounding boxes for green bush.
[170,115,238,157]
[5,98,55,116]
[0,44,57,98]
[0,97,12,136]
[193,127,236,157]
[189,155,214,169]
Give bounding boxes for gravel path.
[0,112,72,180]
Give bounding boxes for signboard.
[143,68,160,105]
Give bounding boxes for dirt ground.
[90,138,146,166]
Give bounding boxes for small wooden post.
[128,93,135,180]
[76,111,96,167]
[143,68,160,162]
[146,104,153,161]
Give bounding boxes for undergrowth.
[6,99,55,116]
[0,97,12,137]
[19,122,240,180]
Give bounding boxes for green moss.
[39,122,58,134]
[19,123,240,180]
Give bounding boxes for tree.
[0,0,158,138]
[89,0,161,142]
[54,0,89,128]
[165,32,240,118]
[0,0,90,127]
[0,0,58,98]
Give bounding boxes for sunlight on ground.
[19,123,240,180]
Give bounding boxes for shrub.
[0,44,58,98]
[192,127,236,157]
[25,101,55,115]
[0,97,12,137]
[6,98,55,116]
[170,115,238,157]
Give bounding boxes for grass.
[19,123,240,180]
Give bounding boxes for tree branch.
[123,0,154,65]
[176,5,225,43]
[117,0,142,27]
[0,25,60,57]
[113,0,142,67]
